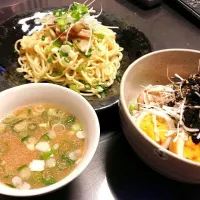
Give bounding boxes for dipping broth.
[0,104,85,189]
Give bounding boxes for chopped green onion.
[84,53,92,58]
[60,27,65,32]
[11,119,24,133]
[76,66,83,72]
[28,108,32,114]
[95,85,104,92]
[21,135,30,142]
[61,154,75,167]
[59,51,68,57]
[40,149,55,160]
[97,47,102,52]
[64,116,75,124]
[98,84,108,97]
[55,71,63,77]
[78,80,85,84]
[66,41,73,47]
[69,3,88,22]
[41,35,45,41]
[92,80,99,85]
[84,49,92,58]
[41,133,51,141]
[71,10,82,22]
[100,91,107,98]
[76,64,87,72]
[77,38,81,43]
[64,57,69,63]
[47,58,53,63]
[129,103,137,114]
[5,183,16,188]
[17,164,28,171]
[28,123,37,131]
[97,34,105,39]
[116,71,121,82]
[71,123,81,131]
[84,84,91,90]
[53,9,64,17]
[56,18,66,28]
[53,39,63,48]
[69,84,79,92]
[43,176,56,186]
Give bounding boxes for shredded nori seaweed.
[180,74,200,144]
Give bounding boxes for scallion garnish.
[53,8,64,17]
[43,176,56,186]
[69,3,88,22]
[55,71,63,77]
[41,133,51,141]
[17,164,28,171]
[59,51,68,57]
[76,65,86,72]
[84,84,91,90]
[60,27,65,32]
[53,39,63,48]
[41,35,45,41]
[47,58,53,63]
[61,154,75,167]
[56,18,66,29]
[69,84,79,92]
[40,149,55,160]
[66,42,74,47]
[129,103,137,114]
[84,49,92,58]
[64,57,69,63]
[5,183,16,188]
[116,71,121,82]
[97,34,105,39]
[64,116,75,124]
[28,108,32,114]
[21,135,30,142]
[11,119,24,133]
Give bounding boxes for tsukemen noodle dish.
[129,72,200,162]
[0,104,85,189]
[15,1,123,98]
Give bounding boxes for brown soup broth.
[0,104,85,189]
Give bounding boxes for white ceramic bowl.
[0,83,100,196]
[120,49,200,183]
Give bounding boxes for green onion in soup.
[0,104,86,189]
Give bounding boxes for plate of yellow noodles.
[0,1,152,111]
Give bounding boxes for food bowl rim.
[0,83,100,197]
[120,48,200,167]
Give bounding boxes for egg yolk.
[139,114,168,145]
[184,136,200,162]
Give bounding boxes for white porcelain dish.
[0,83,100,196]
[120,49,200,183]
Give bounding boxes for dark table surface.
[1,0,200,200]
